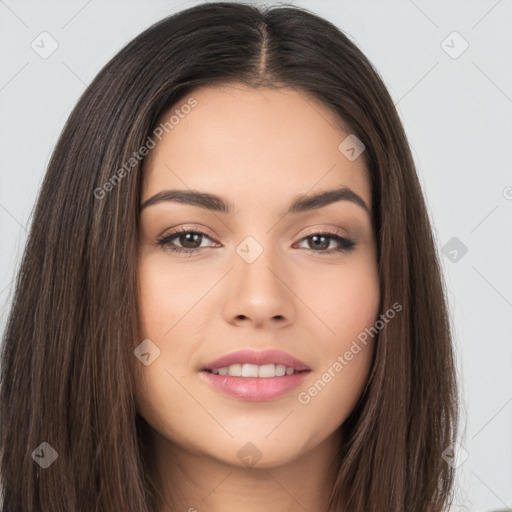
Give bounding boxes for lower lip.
[199,370,310,401]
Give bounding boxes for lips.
[201,349,311,372]
[199,349,311,401]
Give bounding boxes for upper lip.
[201,349,311,371]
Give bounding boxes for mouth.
[199,349,311,401]
[203,363,309,377]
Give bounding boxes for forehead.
[141,84,371,213]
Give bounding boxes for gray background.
[1,1,511,510]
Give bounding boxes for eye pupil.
[310,235,329,251]
[180,232,201,248]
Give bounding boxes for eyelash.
[156,226,356,255]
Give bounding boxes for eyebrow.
[139,186,371,216]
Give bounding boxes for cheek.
[137,254,199,337]
[297,269,379,437]
[299,255,379,402]
[303,256,380,344]
[299,342,374,445]
[134,257,197,426]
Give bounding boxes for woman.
[0,2,459,511]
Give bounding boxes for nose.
[222,245,295,329]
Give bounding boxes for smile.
[206,363,307,377]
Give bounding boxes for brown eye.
[175,232,203,249]
[157,228,218,254]
[296,232,356,253]
[308,234,330,251]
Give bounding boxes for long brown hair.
[0,2,458,511]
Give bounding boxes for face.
[135,84,380,470]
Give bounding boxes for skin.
[136,83,380,512]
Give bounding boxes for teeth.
[242,364,259,377]
[209,363,300,377]
[257,364,275,377]
[227,364,242,377]
[275,364,286,377]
